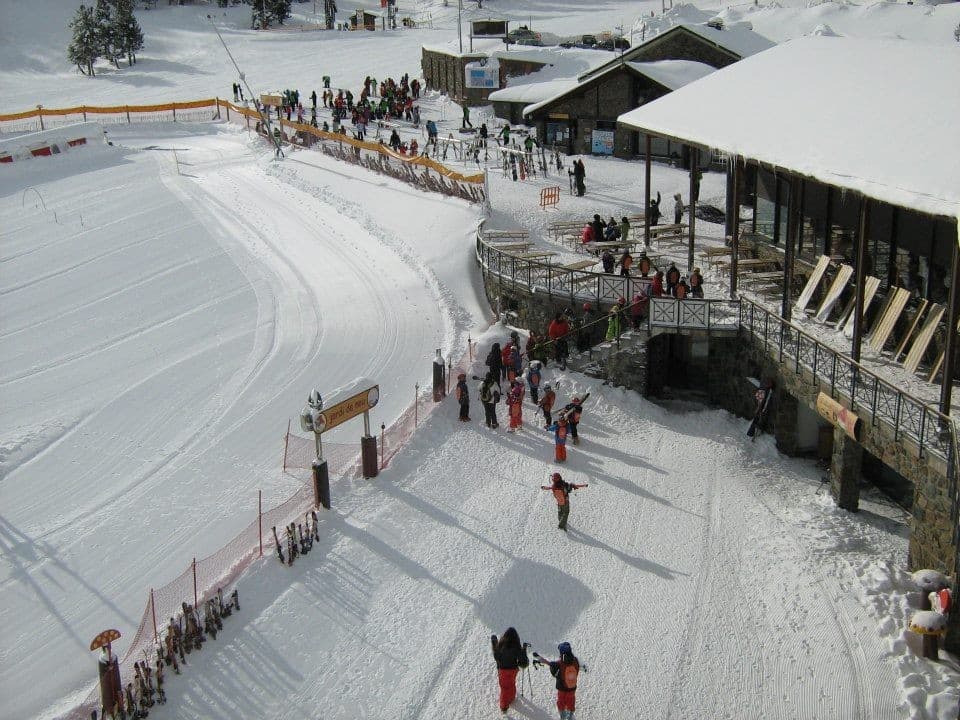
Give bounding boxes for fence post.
[282,419,291,472]
[82,107,87,121]
[173,106,177,122]
[37,105,44,130]
[126,106,131,124]
[216,99,222,120]
[415,383,419,427]
[192,558,198,607]
[258,490,263,558]
[150,588,159,645]
[380,423,385,469]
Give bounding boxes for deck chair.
[814,264,853,322]
[868,287,911,353]
[894,299,928,362]
[903,303,945,374]
[927,318,959,381]
[794,255,831,315]
[840,276,881,338]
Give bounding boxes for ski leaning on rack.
[272,525,285,564]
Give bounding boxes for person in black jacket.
[590,214,605,245]
[486,342,504,386]
[491,627,529,713]
[648,190,662,225]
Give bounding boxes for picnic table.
[701,247,732,270]
[485,230,530,242]
[715,257,779,274]
[488,241,534,252]
[581,240,640,256]
[561,259,598,271]
[510,251,558,261]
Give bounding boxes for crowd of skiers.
[491,630,583,718]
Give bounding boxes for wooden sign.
[816,392,863,442]
[90,628,121,652]
[316,386,379,434]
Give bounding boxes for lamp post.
[458,0,463,53]
[300,390,330,508]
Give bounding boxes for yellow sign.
[816,392,863,442]
[260,94,283,107]
[317,386,379,434]
[90,628,121,652]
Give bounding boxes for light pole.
[300,390,330,509]
[458,0,463,53]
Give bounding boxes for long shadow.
[565,528,688,581]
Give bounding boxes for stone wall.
[422,49,546,107]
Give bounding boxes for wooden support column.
[852,196,871,363]
[781,176,799,321]
[730,157,741,299]
[772,175,783,246]
[824,186,834,256]
[887,207,900,287]
[940,234,959,415]
[644,135,652,248]
[687,146,697,271]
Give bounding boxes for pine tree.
[94,0,120,68]
[113,0,144,65]
[252,0,292,29]
[67,5,99,76]
[268,0,292,26]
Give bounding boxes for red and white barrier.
[0,121,102,164]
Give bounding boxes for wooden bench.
[485,230,530,243]
[548,221,585,242]
[510,251,558,261]
[581,240,640,256]
[701,246,732,270]
[562,259,598,271]
[488,241,534,252]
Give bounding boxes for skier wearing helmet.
[532,642,581,719]
[540,473,588,530]
[547,312,571,370]
[526,360,543,404]
[538,382,557,427]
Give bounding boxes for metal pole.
[687,146,696,271]
[852,195,870,363]
[150,589,159,645]
[380,423,386,469]
[192,558,198,607]
[458,0,463,53]
[258,490,263,557]
[282,419,290,472]
[781,176,798,321]
[644,135,652,248]
[730,157,741,299]
[415,383,419,427]
[939,239,960,415]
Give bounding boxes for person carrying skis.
[527,360,543,405]
[486,342,504,384]
[532,642,581,719]
[479,372,501,429]
[507,380,524,432]
[455,372,470,421]
[540,473,587,531]
[539,382,556,428]
[747,379,774,439]
[491,627,529,714]
[547,414,570,463]
[561,393,589,445]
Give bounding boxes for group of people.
[491,631,583,718]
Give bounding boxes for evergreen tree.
[94,0,120,68]
[268,0,292,26]
[252,0,291,29]
[113,0,144,65]
[67,5,99,76]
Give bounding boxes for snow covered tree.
[94,0,120,68]
[67,5,100,76]
[113,0,144,66]
[252,0,292,29]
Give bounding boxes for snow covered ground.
[1,1,959,719]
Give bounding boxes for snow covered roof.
[619,36,960,223]
[580,22,775,82]
[626,60,715,90]
[519,58,715,117]
[488,78,580,105]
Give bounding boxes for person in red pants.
[532,642,581,720]
[491,628,529,713]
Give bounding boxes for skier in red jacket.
[547,313,571,370]
[491,627,529,713]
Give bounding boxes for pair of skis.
[272,511,320,566]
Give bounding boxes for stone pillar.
[830,426,861,512]
[773,391,800,456]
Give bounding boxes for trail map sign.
[465,63,499,89]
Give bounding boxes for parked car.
[505,26,541,44]
[596,37,630,51]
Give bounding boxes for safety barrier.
[0,99,485,203]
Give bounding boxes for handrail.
[738,296,955,462]
[475,226,738,334]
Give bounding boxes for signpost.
[91,629,122,715]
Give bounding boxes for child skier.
[539,382,556,428]
[486,342,504,385]
[501,342,514,382]
[546,414,570,463]
[507,380,524,432]
[541,472,587,531]
[491,627,530,713]
[532,642,581,720]
[455,372,470,421]
[560,393,590,445]
[527,360,542,404]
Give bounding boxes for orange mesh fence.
[0,99,221,133]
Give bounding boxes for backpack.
[560,660,579,690]
[480,383,493,403]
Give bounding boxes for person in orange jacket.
[538,382,557,428]
[546,414,569,462]
[531,642,581,720]
[507,380,524,432]
[541,472,587,531]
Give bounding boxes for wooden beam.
[852,196,870,363]
[782,176,798,321]
[730,157,741,299]
[940,237,959,415]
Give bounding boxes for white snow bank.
[0,121,103,161]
